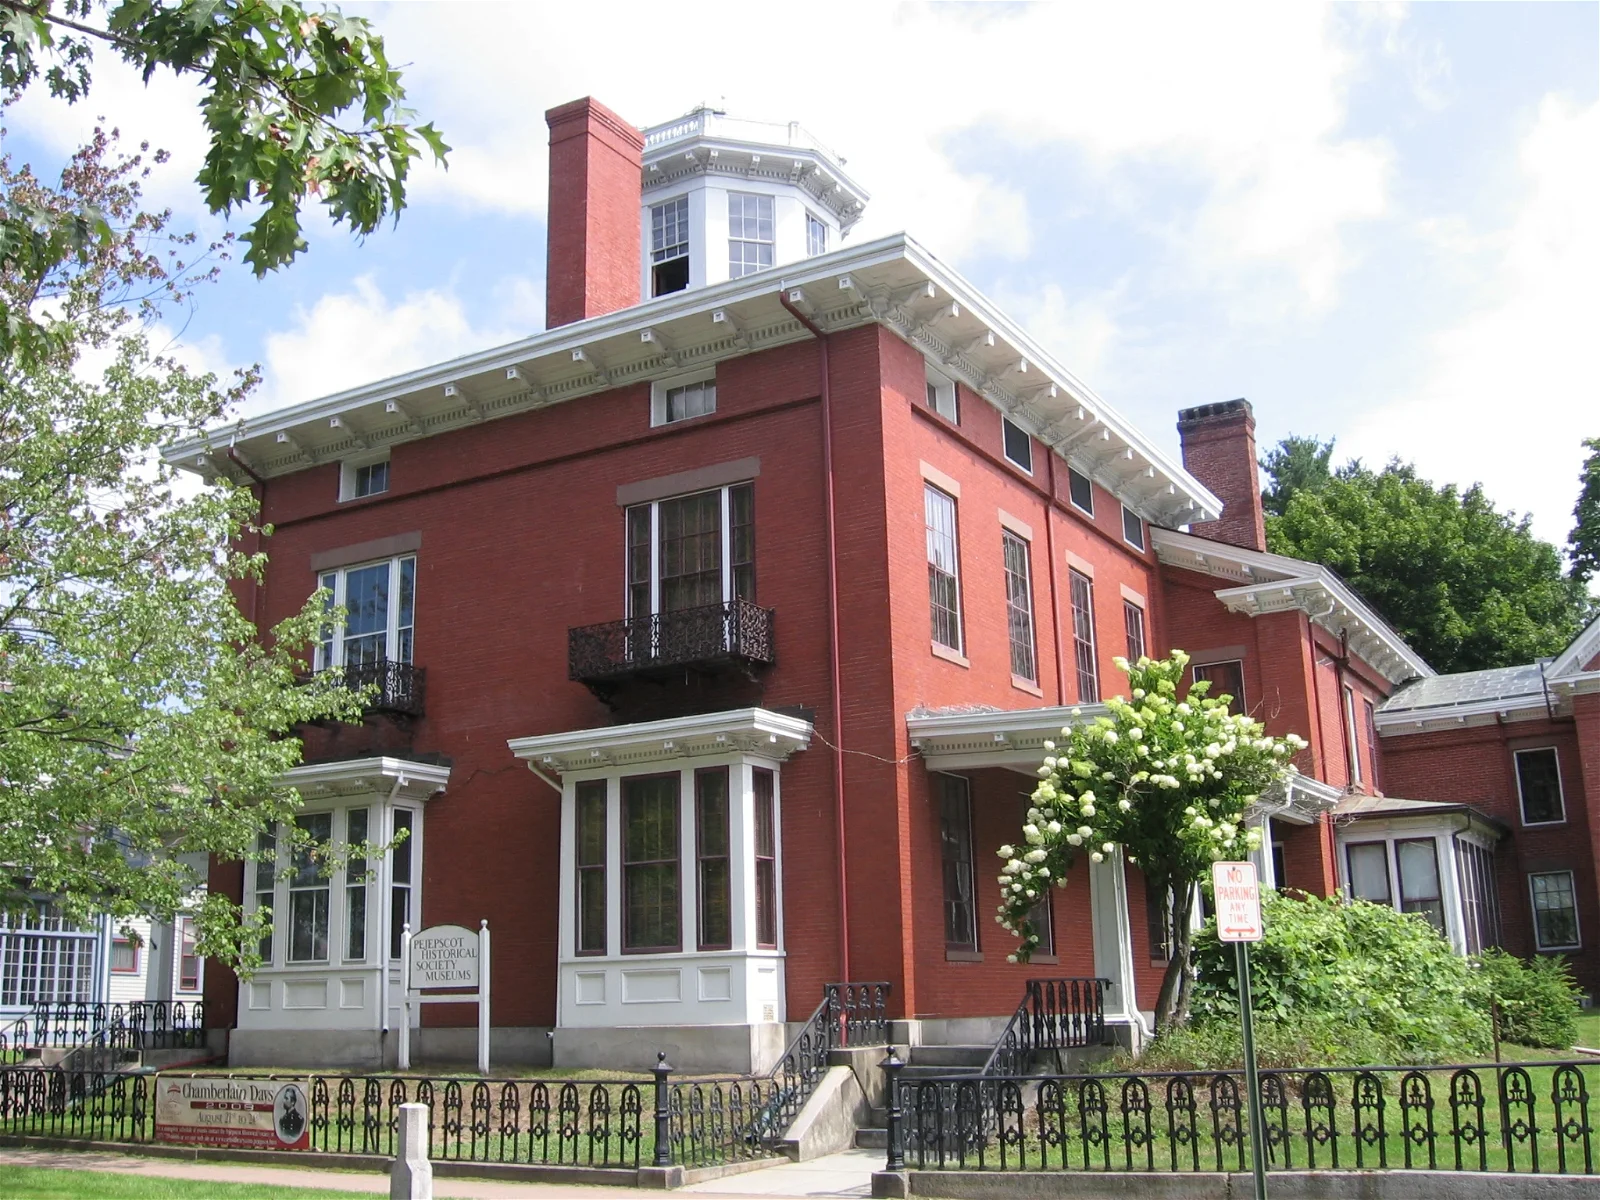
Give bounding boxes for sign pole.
[1213,860,1268,1200]
[478,919,491,1076]
[398,922,412,1071]
[1236,939,1268,1200]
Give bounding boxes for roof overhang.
[507,707,812,775]
[1332,795,1507,842]
[1374,694,1556,734]
[906,704,1109,772]
[282,756,451,804]
[1151,528,1432,686]
[1547,614,1600,682]
[161,234,1219,529]
[1252,774,1342,826]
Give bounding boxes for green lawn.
[1572,1012,1600,1049]
[0,1165,377,1200]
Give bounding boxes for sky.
[8,2,1598,551]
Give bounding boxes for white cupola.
[639,107,870,299]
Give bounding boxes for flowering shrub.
[998,651,1307,1029]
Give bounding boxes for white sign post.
[397,919,491,1075]
[1213,861,1267,1200]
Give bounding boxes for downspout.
[778,291,850,984]
[1043,455,1068,706]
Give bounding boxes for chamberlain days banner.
[155,1076,313,1150]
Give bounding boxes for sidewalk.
[0,1145,880,1199]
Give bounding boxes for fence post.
[880,1047,906,1172]
[390,1102,432,1200]
[652,1052,674,1167]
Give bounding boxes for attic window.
[1121,504,1145,550]
[339,456,390,502]
[1067,468,1094,515]
[1002,418,1032,473]
[925,364,957,424]
[651,371,717,427]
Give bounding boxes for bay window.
[389,809,413,960]
[575,781,607,955]
[624,775,681,953]
[317,555,416,670]
[754,769,777,950]
[344,808,368,961]
[288,813,331,963]
[254,829,276,963]
[696,768,732,950]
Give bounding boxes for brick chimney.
[1176,399,1267,552]
[544,98,644,330]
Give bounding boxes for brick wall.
[1176,400,1266,553]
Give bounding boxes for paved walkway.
[0,1145,881,1199]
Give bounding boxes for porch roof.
[1332,793,1508,840]
[282,756,452,804]
[507,706,813,776]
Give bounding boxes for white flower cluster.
[995,652,1310,953]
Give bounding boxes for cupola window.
[651,196,690,296]
[728,192,774,278]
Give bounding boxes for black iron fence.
[0,1001,206,1062]
[885,1061,1599,1176]
[982,978,1110,1077]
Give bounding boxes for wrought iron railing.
[568,599,776,685]
[328,658,426,717]
[2,1001,205,1057]
[981,978,1111,1077]
[883,1062,1600,1175]
[743,981,893,1149]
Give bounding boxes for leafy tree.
[1,0,447,365]
[0,127,362,970]
[998,652,1306,1032]
[1570,437,1600,585]
[1261,441,1593,674]
[1260,434,1334,519]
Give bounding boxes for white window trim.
[650,368,717,428]
[1001,416,1034,475]
[924,363,958,424]
[316,555,416,671]
[806,211,828,257]
[175,916,204,994]
[1121,504,1145,550]
[726,191,775,280]
[626,481,750,618]
[338,452,391,503]
[1514,747,1567,827]
[925,483,964,656]
[1529,870,1582,951]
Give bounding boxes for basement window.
[1002,418,1033,473]
[651,196,690,297]
[339,455,390,502]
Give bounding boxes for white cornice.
[160,234,1219,529]
[507,707,813,775]
[1548,614,1600,682]
[282,756,451,804]
[907,704,1109,772]
[1374,695,1557,734]
[1151,528,1433,685]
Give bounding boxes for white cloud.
[237,275,534,417]
[381,2,1389,305]
[1342,95,1600,547]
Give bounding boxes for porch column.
[1089,850,1146,1045]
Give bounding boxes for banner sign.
[408,923,480,989]
[155,1076,312,1150]
[1213,860,1264,943]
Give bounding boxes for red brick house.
[1375,617,1600,994]
[166,99,1438,1071]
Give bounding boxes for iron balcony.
[324,658,427,718]
[568,599,776,687]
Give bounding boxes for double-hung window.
[728,193,774,278]
[111,936,138,974]
[1530,871,1580,950]
[937,775,977,952]
[696,769,731,950]
[287,813,331,964]
[317,556,416,670]
[575,781,607,955]
[1002,532,1036,682]
[344,809,368,961]
[651,196,690,296]
[1515,748,1565,825]
[925,486,962,652]
[177,918,202,992]
[1123,601,1146,664]
[624,776,680,953]
[627,484,755,617]
[1069,570,1098,702]
[806,212,828,257]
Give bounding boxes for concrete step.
[906,1044,991,1068]
[855,1127,888,1150]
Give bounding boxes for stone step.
[906,1044,991,1068]
[855,1127,888,1150]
